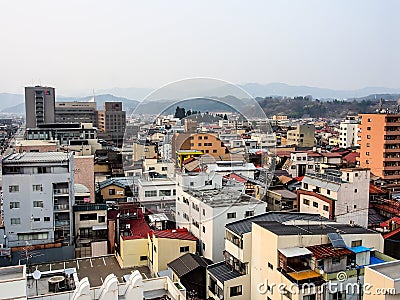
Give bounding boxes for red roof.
[227,173,247,183]
[383,227,400,239]
[306,244,353,259]
[321,152,342,158]
[122,218,152,240]
[153,228,198,241]
[380,216,400,228]
[294,176,304,182]
[343,152,360,164]
[369,184,386,195]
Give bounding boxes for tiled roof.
[207,262,244,283]
[369,184,386,195]
[306,244,353,259]
[383,227,400,239]
[153,228,197,241]
[380,216,400,227]
[343,152,359,163]
[167,253,212,277]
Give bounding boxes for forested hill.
[256,96,397,118]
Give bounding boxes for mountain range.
[1,83,400,114]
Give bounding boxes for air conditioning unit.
[125,224,130,229]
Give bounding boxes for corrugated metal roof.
[278,247,312,258]
[3,152,71,164]
[153,228,197,241]
[207,262,243,283]
[167,253,212,277]
[306,244,353,259]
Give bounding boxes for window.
[190,182,194,186]
[327,189,330,195]
[33,184,43,192]
[204,136,208,140]
[153,245,157,252]
[173,189,176,196]
[203,209,206,216]
[205,180,212,186]
[33,201,44,208]
[323,205,329,212]
[198,143,202,146]
[213,149,217,153]
[108,189,115,195]
[159,190,171,196]
[367,118,371,122]
[198,136,202,140]
[9,185,19,193]
[18,232,48,240]
[161,166,168,171]
[44,217,50,222]
[354,189,358,193]
[331,291,345,300]
[351,240,362,247]
[10,202,20,209]
[367,127,371,130]
[98,216,106,223]
[313,201,319,208]
[354,204,357,209]
[268,262,273,270]
[80,213,97,221]
[145,190,157,197]
[245,211,254,217]
[11,218,21,225]
[367,135,371,139]
[303,295,316,300]
[140,256,147,261]
[227,212,237,219]
[180,246,189,253]
[308,165,314,169]
[33,218,40,222]
[37,166,51,174]
[202,243,206,251]
[303,199,310,205]
[366,152,370,156]
[366,143,370,147]
[303,183,309,189]
[230,285,242,297]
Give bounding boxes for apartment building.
[137,177,177,206]
[25,86,55,128]
[97,102,126,146]
[207,212,332,300]
[358,113,400,183]
[339,116,360,148]
[249,221,390,300]
[298,168,370,228]
[286,124,316,147]
[176,172,266,262]
[283,151,322,177]
[55,101,98,125]
[2,152,74,248]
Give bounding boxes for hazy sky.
[0,0,399,95]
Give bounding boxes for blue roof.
[348,246,371,253]
[370,256,385,265]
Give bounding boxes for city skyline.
[0,1,399,96]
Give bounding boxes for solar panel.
[327,232,347,248]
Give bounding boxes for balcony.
[385,131,400,136]
[54,204,70,211]
[53,188,69,196]
[55,220,70,228]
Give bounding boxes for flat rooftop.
[369,261,400,281]
[186,188,262,208]
[27,255,150,297]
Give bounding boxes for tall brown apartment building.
[25,86,55,128]
[97,102,126,146]
[358,113,400,183]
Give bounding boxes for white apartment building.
[176,172,266,262]
[137,177,177,205]
[298,168,370,227]
[339,116,360,148]
[2,152,74,247]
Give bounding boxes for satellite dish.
[33,269,41,280]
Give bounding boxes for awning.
[92,225,107,231]
[348,246,371,253]
[279,247,312,258]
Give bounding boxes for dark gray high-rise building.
[25,86,55,128]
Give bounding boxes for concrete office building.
[2,152,74,248]
[286,124,316,147]
[339,116,360,148]
[55,101,98,125]
[25,86,55,128]
[97,102,126,146]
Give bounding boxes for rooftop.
[254,221,376,236]
[207,262,244,283]
[306,244,353,259]
[368,260,400,281]
[3,152,71,164]
[186,188,262,208]
[152,228,197,241]
[226,212,332,236]
[167,253,212,278]
[0,265,25,281]
[27,255,150,297]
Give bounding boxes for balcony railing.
[55,220,70,227]
[54,188,69,195]
[54,204,69,211]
